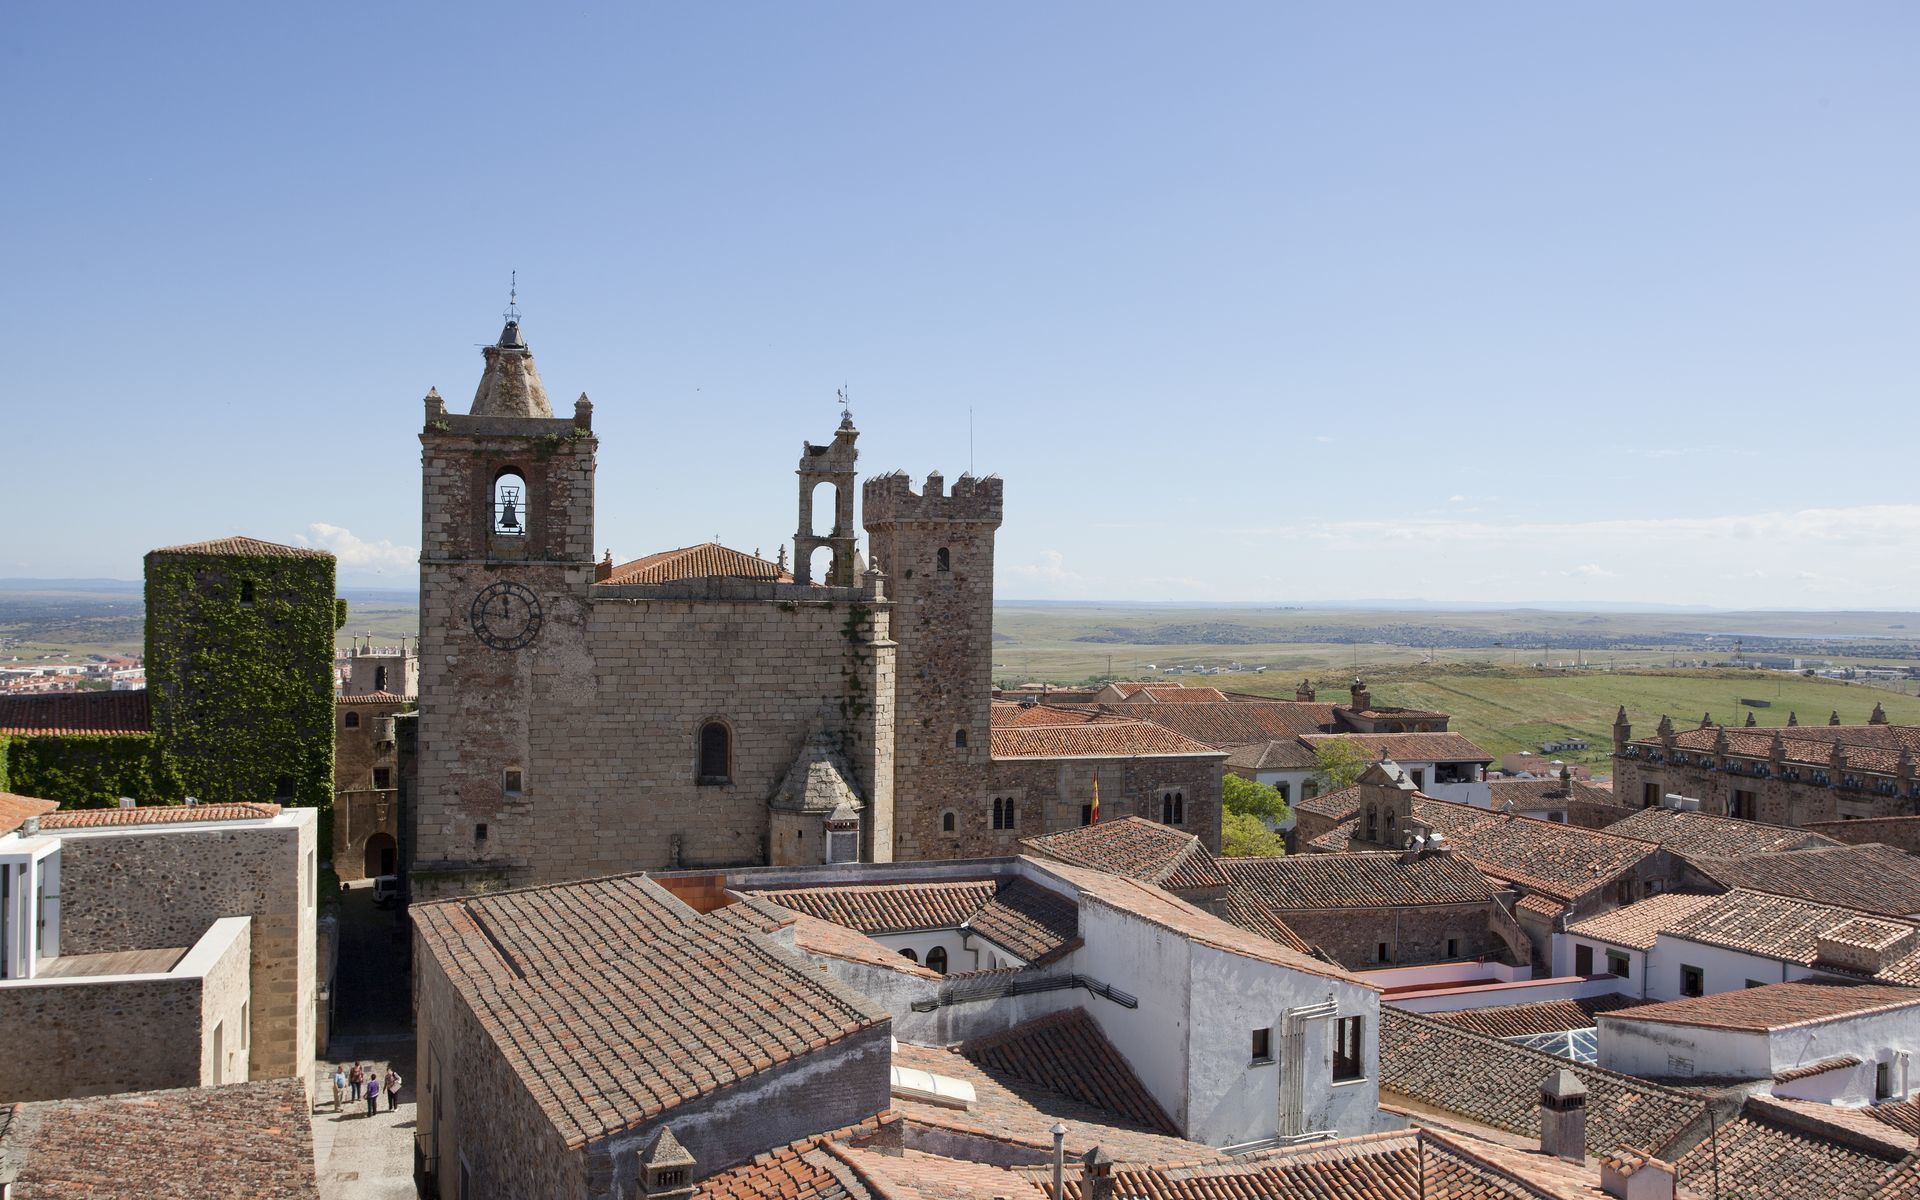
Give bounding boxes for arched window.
[926,947,949,974]
[697,720,731,783]
[936,547,951,572]
[1161,790,1185,825]
[1384,811,1397,842]
[955,728,968,749]
[899,948,918,963]
[1365,806,1378,840]
[991,796,1017,831]
[942,811,956,833]
[494,469,528,536]
[344,711,360,729]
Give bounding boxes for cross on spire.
[504,270,521,324]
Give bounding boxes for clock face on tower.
[469,581,544,650]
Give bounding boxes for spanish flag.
[1090,775,1101,824]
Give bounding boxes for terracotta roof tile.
[0,792,58,836]
[1772,1055,1863,1084]
[1222,739,1322,771]
[1213,890,1317,956]
[1220,851,1492,911]
[1673,1099,1911,1199]
[990,720,1224,760]
[699,1114,897,1200]
[600,542,789,586]
[1428,995,1650,1040]
[411,873,890,1148]
[1301,732,1494,763]
[1485,778,1624,810]
[957,1008,1177,1134]
[1604,808,1842,858]
[1654,889,1920,987]
[1600,981,1920,1034]
[0,690,150,735]
[1413,802,1661,903]
[1083,701,1339,748]
[1020,818,1228,891]
[990,702,1106,728]
[1564,892,1721,951]
[0,1078,320,1198]
[147,535,332,558]
[964,878,1081,965]
[1380,1007,1706,1158]
[37,803,282,829]
[785,911,940,978]
[1122,685,1231,704]
[1684,844,1920,918]
[749,880,999,934]
[334,691,415,705]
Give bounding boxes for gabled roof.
[601,542,790,586]
[990,701,1105,728]
[1674,1097,1914,1199]
[1427,995,1649,1040]
[1221,739,1320,771]
[1564,892,1721,951]
[1685,843,1920,917]
[1600,981,1920,1034]
[1604,807,1843,858]
[1485,777,1622,810]
[1083,701,1339,747]
[745,876,1081,966]
[957,1008,1176,1135]
[1379,1007,1705,1159]
[0,690,151,736]
[1118,685,1230,704]
[1019,817,1227,891]
[411,873,890,1148]
[0,792,58,837]
[147,535,332,558]
[1413,802,1662,903]
[990,720,1224,760]
[0,1078,320,1199]
[1652,889,1920,987]
[1220,852,1492,911]
[964,878,1081,964]
[1299,732,1493,763]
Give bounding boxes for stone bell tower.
[412,310,598,897]
[794,411,860,586]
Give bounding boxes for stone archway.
[364,832,397,878]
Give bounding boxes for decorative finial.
[505,270,521,324]
[838,384,853,428]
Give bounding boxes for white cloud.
[295,523,418,575]
[1448,494,1466,503]
[1558,563,1616,578]
[1007,549,1082,586]
[1315,435,1335,444]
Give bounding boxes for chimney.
[1815,918,1915,975]
[1350,679,1371,712]
[21,816,38,836]
[118,797,137,810]
[1538,1069,1588,1162]
[1872,702,1889,726]
[1600,1147,1676,1200]
[1080,1147,1114,1200]
[1297,678,1316,703]
[639,1125,696,1200]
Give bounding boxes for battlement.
[424,388,591,440]
[862,470,1003,526]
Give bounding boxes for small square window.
[1446,938,1459,958]
[1251,1027,1272,1064]
[503,767,523,795]
[1680,965,1705,998]
[1607,951,1631,979]
[1333,1016,1364,1081]
[373,768,391,790]
[475,823,489,842]
[1376,942,1390,963]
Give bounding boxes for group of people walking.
[329,1062,402,1116]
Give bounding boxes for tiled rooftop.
[1380,1007,1706,1158]
[1684,843,1920,918]
[411,873,891,1147]
[1082,701,1339,748]
[990,720,1224,760]
[1564,892,1721,951]
[746,876,1081,967]
[1600,981,1920,1034]
[1412,802,1661,903]
[334,690,415,705]
[1213,890,1316,956]
[1220,739,1321,771]
[37,803,282,829]
[964,878,1081,964]
[600,542,789,586]
[148,535,332,558]
[0,689,151,736]
[1300,732,1494,763]
[1486,777,1628,810]
[1604,807,1842,858]
[0,792,58,836]
[1655,889,1920,987]
[956,1008,1176,1134]
[1428,995,1649,1040]
[1020,817,1228,891]
[1220,851,1492,911]
[1673,1098,1913,1200]
[989,701,1108,728]
[0,1078,320,1198]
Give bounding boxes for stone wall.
[414,928,583,1200]
[334,696,409,881]
[1803,816,1920,854]
[0,915,250,1102]
[1272,902,1497,970]
[53,813,316,1088]
[979,754,1225,857]
[1612,754,1911,827]
[864,472,1001,862]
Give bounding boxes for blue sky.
[6,3,1917,606]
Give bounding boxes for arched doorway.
[364,832,397,878]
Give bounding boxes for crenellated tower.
[863,470,1003,859]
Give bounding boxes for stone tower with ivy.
[413,315,600,895]
[143,536,339,808]
[863,471,1003,859]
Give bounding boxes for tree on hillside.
[1222,810,1288,857]
[1312,739,1371,795]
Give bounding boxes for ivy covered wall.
[0,733,181,808]
[144,544,340,809]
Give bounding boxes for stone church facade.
[411,318,1005,896]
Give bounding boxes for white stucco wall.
[1601,1006,1920,1094]
[1645,938,1791,1002]
[1068,897,1194,1134]
[1552,936,1648,995]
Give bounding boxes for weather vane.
[504,270,521,323]
[838,384,852,423]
